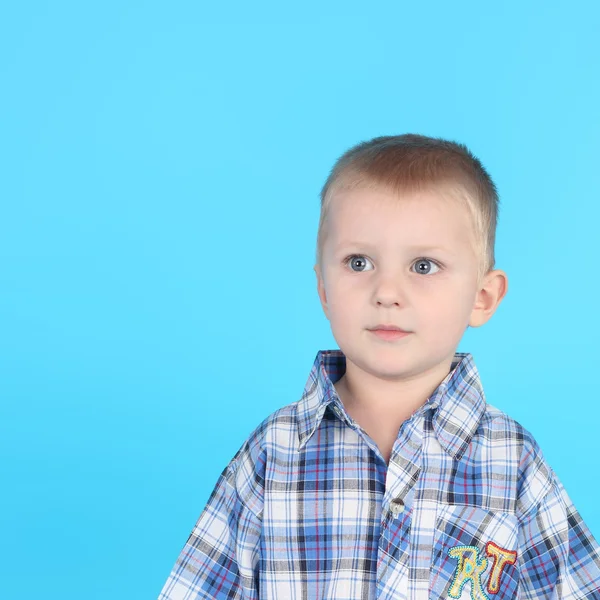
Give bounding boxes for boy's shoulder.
[479,401,534,440]
[479,402,557,514]
[215,400,299,518]
[235,400,299,459]
[479,401,544,457]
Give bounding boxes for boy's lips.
[368,327,412,341]
[369,324,411,332]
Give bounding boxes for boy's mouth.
[368,328,412,341]
[369,324,411,332]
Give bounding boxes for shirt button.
[390,498,404,516]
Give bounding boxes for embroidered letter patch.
[485,542,517,594]
[448,545,489,600]
[448,543,517,599]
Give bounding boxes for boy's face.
[314,183,507,382]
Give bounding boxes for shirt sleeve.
[518,475,600,598]
[157,461,262,600]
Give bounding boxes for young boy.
[158,134,600,599]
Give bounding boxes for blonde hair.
[316,134,499,284]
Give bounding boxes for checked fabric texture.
[158,350,600,599]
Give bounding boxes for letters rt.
[448,542,517,599]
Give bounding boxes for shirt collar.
[296,349,486,460]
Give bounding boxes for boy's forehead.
[333,239,460,256]
[329,179,465,212]
[327,186,473,251]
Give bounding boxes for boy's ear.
[314,264,330,321]
[469,269,509,328]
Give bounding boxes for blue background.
[2,1,599,597]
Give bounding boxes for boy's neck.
[333,354,455,426]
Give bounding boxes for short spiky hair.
[316,134,499,283]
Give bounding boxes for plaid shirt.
[158,350,600,599]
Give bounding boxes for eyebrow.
[335,241,456,255]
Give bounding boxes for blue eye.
[412,258,441,275]
[343,255,442,275]
[345,255,374,272]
